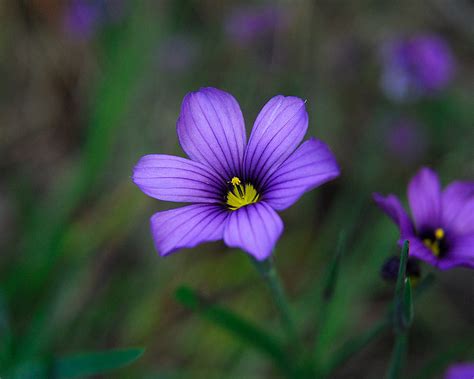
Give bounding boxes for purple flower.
[445,363,474,379]
[63,0,126,40]
[224,5,289,45]
[132,88,340,260]
[63,0,101,40]
[380,34,455,101]
[374,168,474,270]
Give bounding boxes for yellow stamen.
[231,177,241,186]
[226,177,260,211]
[434,228,444,240]
[424,227,445,257]
[423,238,440,257]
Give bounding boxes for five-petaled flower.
[374,168,474,270]
[132,87,340,260]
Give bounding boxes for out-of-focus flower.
[62,0,125,40]
[445,363,474,379]
[224,4,289,45]
[157,34,199,73]
[374,168,474,270]
[384,118,427,165]
[132,87,340,260]
[380,34,455,101]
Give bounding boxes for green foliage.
[175,286,295,377]
[5,348,144,379]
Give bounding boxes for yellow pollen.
[423,239,440,257]
[226,177,260,211]
[230,177,241,186]
[423,228,445,257]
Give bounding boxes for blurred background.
[1,1,473,378]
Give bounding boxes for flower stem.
[252,257,296,344]
[386,332,408,379]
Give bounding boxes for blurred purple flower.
[225,5,289,45]
[63,0,125,40]
[445,363,474,379]
[374,168,474,270]
[385,119,427,164]
[380,34,455,101]
[132,87,340,260]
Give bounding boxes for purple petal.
[442,181,474,235]
[223,202,283,260]
[150,204,228,256]
[407,237,439,267]
[373,193,415,238]
[438,234,474,270]
[132,154,224,203]
[408,167,441,231]
[262,138,340,210]
[244,95,308,186]
[177,87,246,179]
[445,363,474,379]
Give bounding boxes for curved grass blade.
[53,347,145,378]
[175,286,295,377]
[324,318,390,375]
[386,333,407,379]
[324,243,434,377]
[386,240,410,379]
[5,348,144,379]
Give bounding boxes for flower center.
[226,176,260,211]
[423,227,445,257]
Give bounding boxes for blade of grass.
[313,231,346,372]
[386,333,408,379]
[324,318,390,375]
[386,240,410,379]
[6,348,144,379]
[175,286,295,378]
[324,243,433,378]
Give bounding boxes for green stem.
[325,318,390,375]
[252,258,296,344]
[313,232,346,369]
[386,332,408,379]
[386,240,411,379]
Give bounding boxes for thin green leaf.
[313,231,346,372]
[323,270,435,378]
[402,278,413,328]
[175,286,294,377]
[393,240,409,333]
[53,348,145,378]
[395,240,409,299]
[322,231,346,301]
[386,333,407,379]
[5,348,144,379]
[324,318,390,375]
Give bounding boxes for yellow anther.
[434,228,445,240]
[424,238,440,257]
[226,180,260,211]
[231,177,241,186]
